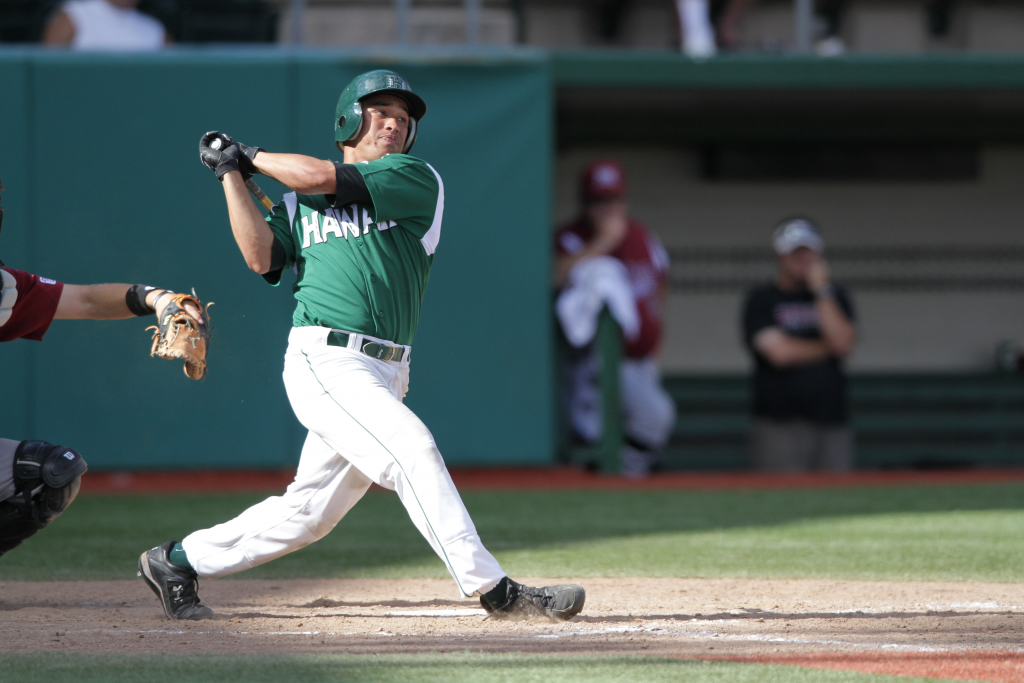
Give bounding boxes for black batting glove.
[199,130,233,171]
[198,131,250,182]
[234,141,265,177]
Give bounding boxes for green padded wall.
[0,52,33,438]
[0,49,553,468]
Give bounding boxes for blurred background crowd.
[0,1,1020,53]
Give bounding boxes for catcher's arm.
[54,284,203,323]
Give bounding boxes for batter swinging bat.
[208,137,274,211]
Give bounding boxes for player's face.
[585,198,627,219]
[351,95,410,161]
[778,246,819,283]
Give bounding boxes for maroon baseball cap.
[581,160,627,202]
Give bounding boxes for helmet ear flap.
[346,102,363,143]
[403,117,418,154]
[335,102,364,152]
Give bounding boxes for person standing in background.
[742,217,857,472]
[555,161,676,478]
[42,0,167,51]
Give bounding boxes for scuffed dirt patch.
[2,577,1023,662]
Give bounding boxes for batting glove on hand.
[199,131,264,178]
[199,131,250,182]
[234,140,264,176]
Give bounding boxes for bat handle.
[245,178,274,211]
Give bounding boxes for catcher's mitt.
[147,291,213,380]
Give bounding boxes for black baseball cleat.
[481,578,586,622]
[137,541,214,620]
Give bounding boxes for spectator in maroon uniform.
[554,161,676,477]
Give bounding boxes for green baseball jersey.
[263,154,443,346]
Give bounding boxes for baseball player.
[0,177,206,558]
[137,70,586,623]
[555,161,676,477]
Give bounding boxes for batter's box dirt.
[2,577,1023,664]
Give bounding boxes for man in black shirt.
[742,218,857,471]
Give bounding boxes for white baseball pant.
[182,326,507,597]
[568,355,677,450]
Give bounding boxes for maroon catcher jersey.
[0,267,64,342]
[555,217,670,359]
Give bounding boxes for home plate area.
[3,577,1024,679]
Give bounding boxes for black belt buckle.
[363,340,397,362]
[328,330,401,362]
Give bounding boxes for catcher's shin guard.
[0,440,87,558]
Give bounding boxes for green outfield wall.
[0,49,553,469]
[4,49,1024,470]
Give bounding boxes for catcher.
[0,176,210,558]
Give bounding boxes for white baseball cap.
[772,218,824,254]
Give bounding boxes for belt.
[326,330,406,363]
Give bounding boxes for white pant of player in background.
[182,326,506,598]
[568,355,677,477]
[677,0,717,57]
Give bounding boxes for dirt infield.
[3,577,1024,681]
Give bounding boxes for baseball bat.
[208,136,275,211]
[245,178,275,212]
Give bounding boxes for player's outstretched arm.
[222,171,277,274]
[55,285,204,323]
[198,131,335,196]
[250,152,337,196]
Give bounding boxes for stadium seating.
[0,0,276,44]
[0,0,55,43]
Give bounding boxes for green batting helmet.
[334,69,427,154]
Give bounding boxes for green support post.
[593,307,624,474]
[563,307,623,474]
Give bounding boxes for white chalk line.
[385,609,487,617]
[67,622,1024,655]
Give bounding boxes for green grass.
[0,653,947,683]
[2,483,1024,582]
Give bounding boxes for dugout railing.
[662,373,1024,470]
[556,317,1024,472]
